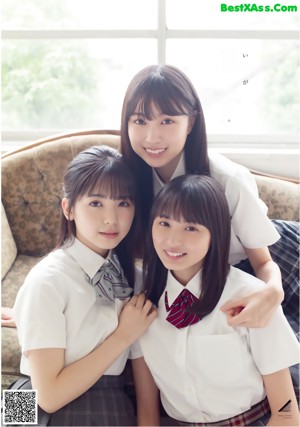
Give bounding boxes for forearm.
[132,357,160,426]
[245,247,283,302]
[256,259,284,302]
[136,406,160,426]
[29,331,130,413]
[263,368,299,426]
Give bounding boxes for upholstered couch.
[2,130,299,394]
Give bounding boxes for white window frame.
[2,0,300,177]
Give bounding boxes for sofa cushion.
[2,327,21,376]
[1,254,43,378]
[1,254,43,307]
[255,175,299,221]
[1,203,17,279]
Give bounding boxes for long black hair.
[120,65,209,241]
[142,175,231,317]
[56,145,140,285]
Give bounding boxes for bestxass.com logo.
[220,4,298,12]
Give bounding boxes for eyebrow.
[131,112,146,117]
[131,112,166,117]
[158,214,194,224]
[87,193,131,200]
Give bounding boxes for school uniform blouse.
[131,267,299,423]
[152,151,280,265]
[13,238,130,377]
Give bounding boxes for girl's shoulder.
[208,152,260,203]
[23,247,76,288]
[208,152,254,185]
[223,266,265,299]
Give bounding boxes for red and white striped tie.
[165,289,201,329]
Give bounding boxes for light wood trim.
[250,169,300,184]
[1,129,121,159]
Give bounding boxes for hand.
[1,306,16,328]
[220,287,279,328]
[115,294,157,345]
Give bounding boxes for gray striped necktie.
[86,253,133,303]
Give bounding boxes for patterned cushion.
[1,203,17,279]
[2,327,21,376]
[1,254,43,307]
[255,175,299,221]
[1,255,42,383]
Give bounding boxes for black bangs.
[87,171,135,201]
[64,146,137,206]
[151,174,229,233]
[129,72,195,120]
[79,165,136,202]
[152,181,212,227]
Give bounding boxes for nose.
[103,207,118,225]
[145,121,162,144]
[165,229,182,248]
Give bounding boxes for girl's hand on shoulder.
[1,307,16,328]
[115,294,157,345]
[220,286,279,328]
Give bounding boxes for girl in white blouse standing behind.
[131,175,299,426]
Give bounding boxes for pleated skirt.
[48,374,135,426]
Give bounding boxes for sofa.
[2,130,299,394]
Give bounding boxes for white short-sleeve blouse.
[13,238,130,376]
[131,267,299,423]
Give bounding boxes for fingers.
[1,306,13,319]
[127,294,156,316]
[1,319,16,328]
[222,301,269,328]
[1,307,15,327]
[220,298,246,313]
[224,308,248,327]
[135,293,146,309]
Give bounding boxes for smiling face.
[152,215,211,285]
[62,191,135,257]
[128,104,192,183]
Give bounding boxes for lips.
[164,250,186,260]
[144,147,166,156]
[99,232,119,239]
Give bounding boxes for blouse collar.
[152,152,185,196]
[163,270,202,306]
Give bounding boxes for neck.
[171,268,200,287]
[155,153,182,183]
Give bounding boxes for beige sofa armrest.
[255,175,299,221]
[1,202,17,279]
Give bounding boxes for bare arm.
[221,247,283,327]
[28,294,157,413]
[263,368,299,426]
[132,357,160,426]
[1,307,16,327]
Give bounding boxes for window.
[2,0,299,149]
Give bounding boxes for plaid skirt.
[48,374,135,426]
[234,219,299,400]
[176,397,270,426]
